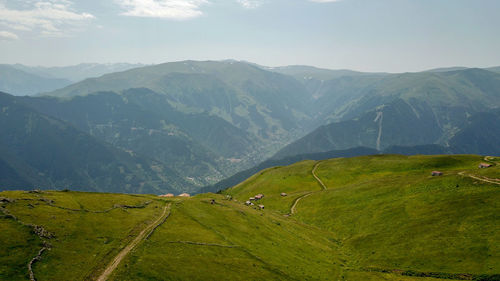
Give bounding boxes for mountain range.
[0,65,72,96]
[274,68,500,159]
[0,60,499,194]
[0,63,143,96]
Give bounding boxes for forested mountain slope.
[0,92,191,194]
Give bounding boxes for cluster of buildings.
[245,194,265,209]
[243,192,288,210]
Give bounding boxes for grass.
[0,216,42,280]
[227,154,500,279]
[0,190,163,280]
[0,154,498,280]
[111,194,343,280]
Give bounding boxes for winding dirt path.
[484,156,496,163]
[312,161,327,190]
[290,192,314,215]
[456,156,499,185]
[290,162,328,215]
[96,203,171,281]
[458,171,500,185]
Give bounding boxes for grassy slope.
[1,191,345,280]
[111,194,342,280]
[0,191,163,280]
[0,191,344,281]
[0,216,41,280]
[0,154,498,281]
[226,154,500,279]
[226,160,323,214]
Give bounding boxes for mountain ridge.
[2,60,500,195]
[0,65,72,96]
[0,91,193,194]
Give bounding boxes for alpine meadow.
[0,0,499,280]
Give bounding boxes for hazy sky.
[0,0,499,72]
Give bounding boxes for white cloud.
[0,0,94,37]
[237,0,261,9]
[0,30,18,40]
[116,0,209,20]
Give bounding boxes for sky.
[0,0,499,72]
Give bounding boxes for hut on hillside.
[254,194,264,200]
[159,193,175,198]
[431,171,443,176]
[280,193,287,197]
[479,163,493,169]
[258,204,265,210]
[178,193,191,197]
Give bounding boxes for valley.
[1,61,500,195]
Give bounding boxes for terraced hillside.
[1,155,499,280]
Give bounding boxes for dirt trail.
[458,171,500,185]
[96,203,171,281]
[484,156,497,163]
[290,192,314,215]
[312,162,327,190]
[290,162,328,215]
[456,156,499,185]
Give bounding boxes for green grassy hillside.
[0,191,163,280]
[226,154,500,279]
[1,190,344,280]
[1,154,498,280]
[202,147,378,194]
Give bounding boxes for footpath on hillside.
[290,161,327,215]
[459,172,500,185]
[458,156,499,186]
[96,203,171,281]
